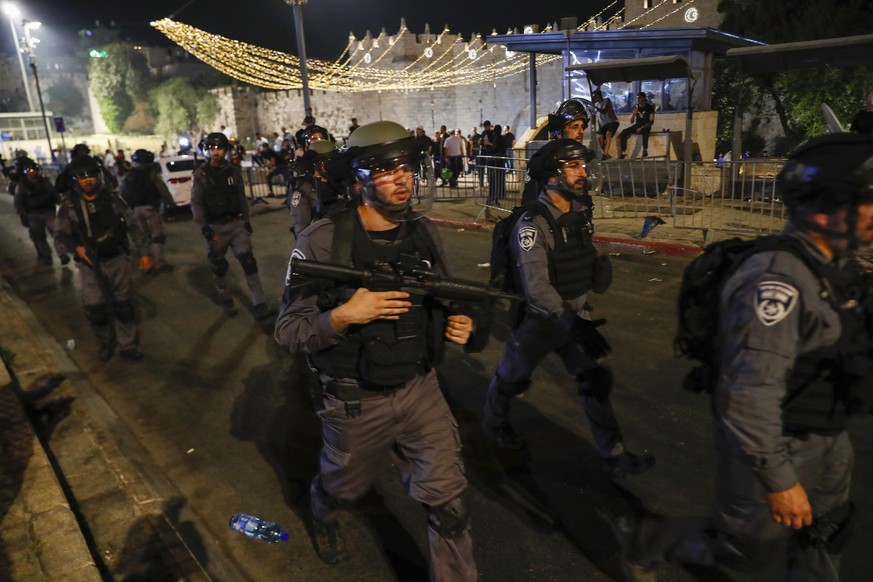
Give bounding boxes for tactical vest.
[202,164,241,220]
[20,178,56,212]
[310,208,443,386]
[781,255,870,435]
[72,192,129,258]
[121,168,160,208]
[548,209,597,299]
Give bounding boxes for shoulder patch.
[755,280,799,326]
[285,248,307,286]
[518,225,537,252]
[291,191,301,207]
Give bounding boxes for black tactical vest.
[546,208,597,299]
[781,258,870,435]
[121,168,160,208]
[310,210,443,386]
[20,177,56,212]
[203,164,241,220]
[73,192,128,258]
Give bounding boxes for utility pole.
[285,0,311,114]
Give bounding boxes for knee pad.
[84,303,109,326]
[428,491,471,540]
[237,251,259,275]
[577,366,613,399]
[210,257,230,277]
[114,300,135,323]
[151,235,166,244]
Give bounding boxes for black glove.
[244,221,253,234]
[592,254,613,294]
[573,317,612,360]
[201,225,216,241]
[19,214,30,228]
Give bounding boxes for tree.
[717,0,873,146]
[150,77,219,139]
[45,79,85,118]
[88,43,152,133]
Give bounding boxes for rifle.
[291,255,521,304]
[290,255,522,351]
[66,200,116,305]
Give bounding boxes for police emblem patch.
[518,226,537,251]
[291,192,302,208]
[755,281,799,326]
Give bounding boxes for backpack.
[675,235,811,393]
[489,202,553,292]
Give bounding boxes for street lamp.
[2,2,35,111]
[284,0,311,115]
[22,19,55,162]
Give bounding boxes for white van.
[157,154,205,211]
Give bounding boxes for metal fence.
[242,165,289,204]
[464,155,792,238]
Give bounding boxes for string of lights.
[151,18,560,92]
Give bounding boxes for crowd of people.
[3,89,873,581]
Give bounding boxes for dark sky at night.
[3,0,620,59]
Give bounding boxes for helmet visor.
[356,153,435,220]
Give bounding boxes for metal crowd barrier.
[243,165,288,205]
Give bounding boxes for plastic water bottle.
[229,514,289,543]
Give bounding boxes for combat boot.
[221,299,238,317]
[604,450,655,479]
[252,302,275,321]
[98,342,114,362]
[312,519,348,565]
[482,420,527,450]
[119,348,144,361]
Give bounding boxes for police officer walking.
[483,139,655,480]
[613,133,873,580]
[288,140,348,236]
[119,149,176,272]
[274,121,478,580]
[13,157,68,265]
[190,132,274,320]
[53,156,152,361]
[521,99,591,205]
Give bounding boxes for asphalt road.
[1,194,872,581]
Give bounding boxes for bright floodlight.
[2,3,20,17]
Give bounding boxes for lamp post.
[284,0,311,115]
[22,19,54,162]
[2,3,35,111]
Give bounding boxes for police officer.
[613,134,873,580]
[483,139,655,480]
[520,99,592,204]
[119,149,176,272]
[13,157,68,265]
[54,155,152,361]
[274,121,478,580]
[55,143,117,198]
[190,132,274,320]
[288,140,349,236]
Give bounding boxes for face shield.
[355,152,435,220]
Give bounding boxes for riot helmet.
[68,155,104,195]
[344,120,433,219]
[777,133,873,246]
[548,99,590,141]
[303,125,329,145]
[527,138,594,198]
[71,143,91,159]
[131,149,155,167]
[200,132,231,153]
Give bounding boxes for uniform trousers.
[485,311,624,458]
[78,253,138,350]
[205,220,265,306]
[132,205,167,267]
[633,426,852,581]
[311,369,477,582]
[25,210,58,260]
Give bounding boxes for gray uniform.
[485,192,625,458]
[191,162,266,306]
[274,215,477,582]
[288,178,316,237]
[634,226,857,580]
[119,169,176,268]
[13,176,61,262]
[54,189,149,352]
